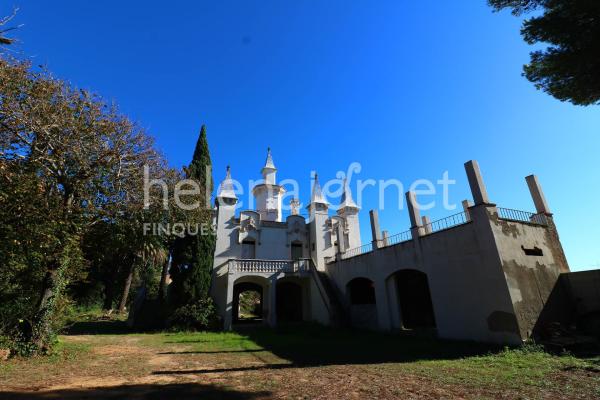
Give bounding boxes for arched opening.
[346,277,377,329]
[395,269,436,329]
[347,277,376,305]
[233,282,263,324]
[276,281,303,322]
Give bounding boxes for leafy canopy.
[489,0,600,105]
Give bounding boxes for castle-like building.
[211,149,571,345]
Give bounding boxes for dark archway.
[276,281,303,322]
[395,270,436,329]
[347,277,376,305]
[233,282,263,323]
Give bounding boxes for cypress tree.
[169,125,216,307]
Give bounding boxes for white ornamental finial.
[290,198,300,215]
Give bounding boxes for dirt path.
[0,331,598,399]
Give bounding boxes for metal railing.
[385,229,412,246]
[423,211,469,234]
[341,242,373,259]
[228,258,310,274]
[497,207,547,226]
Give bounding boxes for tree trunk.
[32,260,63,350]
[158,258,171,302]
[103,282,115,310]
[118,264,134,314]
[102,266,121,310]
[37,267,58,312]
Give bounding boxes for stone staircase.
[308,260,350,327]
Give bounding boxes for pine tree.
[169,125,216,307]
[489,0,600,105]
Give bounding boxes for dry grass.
[0,323,598,399]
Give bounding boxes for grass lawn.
[0,322,598,399]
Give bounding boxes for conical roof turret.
[310,173,328,205]
[217,166,237,200]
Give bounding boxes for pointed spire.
[339,178,359,210]
[217,165,237,200]
[263,147,276,171]
[310,173,328,205]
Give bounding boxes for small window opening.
[522,245,543,256]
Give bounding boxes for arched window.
[233,282,263,323]
[395,270,436,329]
[347,278,376,305]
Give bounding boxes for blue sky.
[12,1,600,270]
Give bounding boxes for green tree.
[169,125,216,308]
[0,58,167,351]
[489,0,600,105]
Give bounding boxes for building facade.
[211,150,570,345]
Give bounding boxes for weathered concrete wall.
[488,210,568,339]
[327,206,522,344]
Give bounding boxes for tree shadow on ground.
[64,319,133,335]
[236,324,503,365]
[0,383,270,400]
[153,324,505,376]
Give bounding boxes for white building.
[211,149,570,345]
[211,149,360,330]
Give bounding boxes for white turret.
[308,173,333,270]
[214,166,239,271]
[216,165,237,204]
[261,147,277,184]
[252,148,285,221]
[308,173,329,210]
[337,178,361,250]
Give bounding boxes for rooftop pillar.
[422,216,432,234]
[406,191,422,227]
[462,199,473,221]
[526,175,551,215]
[464,160,491,205]
[370,210,383,248]
[382,230,390,247]
[406,191,423,238]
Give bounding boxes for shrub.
[167,298,220,331]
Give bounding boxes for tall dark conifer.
[169,125,216,307]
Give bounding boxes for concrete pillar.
[406,191,422,227]
[268,278,277,327]
[224,274,234,330]
[385,275,402,330]
[462,199,473,221]
[464,160,490,205]
[526,175,551,214]
[422,216,432,234]
[406,191,424,238]
[369,210,383,248]
[382,230,390,247]
[374,279,392,331]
